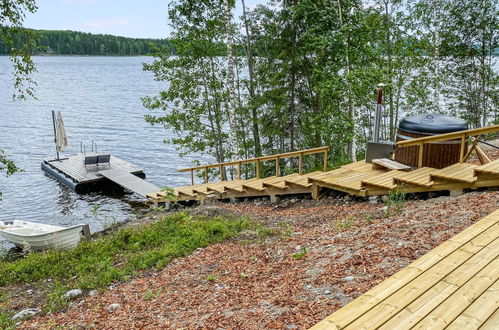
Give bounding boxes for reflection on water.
[0,56,208,247]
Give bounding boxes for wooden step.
[393,167,436,187]
[372,158,411,172]
[474,158,499,177]
[361,170,401,190]
[430,163,477,184]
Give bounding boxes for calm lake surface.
[0,56,206,246]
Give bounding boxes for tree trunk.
[224,0,239,165]
[241,0,262,157]
[433,0,441,112]
[336,0,356,161]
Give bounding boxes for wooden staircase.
[147,158,499,205]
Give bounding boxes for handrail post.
[219,164,223,181]
[190,170,194,185]
[256,160,260,179]
[299,152,303,175]
[459,134,466,163]
[323,149,328,171]
[237,161,241,180]
[204,166,208,183]
[418,143,424,168]
[275,157,279,176]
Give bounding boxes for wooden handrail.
[396,125,499,148]
[180,146,330,185]
[179,146,329,172]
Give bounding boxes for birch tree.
[223,0,239,164]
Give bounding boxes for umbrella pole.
[52,111,59,160]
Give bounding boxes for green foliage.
[292,247,307,260]
[205,273,220,282]
[385,188,406,217]
[144,0,499,169]
[336,218,355,230]
[0,308,15,330]
[143,288,162,300]
[43,281,70,314]
[0,213,268,289]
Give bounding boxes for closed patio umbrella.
[52,111,68,159]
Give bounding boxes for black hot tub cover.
[398,113,468,135]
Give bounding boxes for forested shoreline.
[0,27,174,56]
[143,0,499,170]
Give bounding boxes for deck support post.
[459,134,466,163]
[311,183,320,200]
[299,152,303,175]
[418,143,424,168]
[270,195,280,203]
[323,149,328,171]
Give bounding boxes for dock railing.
[179,146,330,185]
[396,124,499,168]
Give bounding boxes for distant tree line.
[0,27,175,56]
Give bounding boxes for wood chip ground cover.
[16,190,499,329]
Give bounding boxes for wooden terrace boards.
[311,209,499,329]
[148,158,499,204]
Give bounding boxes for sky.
[24,0,266,39]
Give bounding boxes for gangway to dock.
[98,168,160,197]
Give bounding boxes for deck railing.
[179,146,330,185]
[396,124,499,167]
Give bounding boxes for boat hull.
[0,220,87,251]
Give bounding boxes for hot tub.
[394,113,468,169]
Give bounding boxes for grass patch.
[0,308,15,330]
[0,212,267,291]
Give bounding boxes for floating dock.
[42,152,159,196]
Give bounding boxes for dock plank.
[99,168,160,197]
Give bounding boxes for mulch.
[21,189,499,329]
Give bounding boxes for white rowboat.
[0,220,89,251]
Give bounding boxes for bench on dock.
[84,154,111,170]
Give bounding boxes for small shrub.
[385,188,406,217]
[292,247,307,260]
[206,273,219,282]
[144,289,162,300]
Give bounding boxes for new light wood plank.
[446,278,499,329]
[311,210,499,330]
[412,258,499,329]
[379,233,499,329]
[372,158,411,172]
[480,307,499,329]
[393,167,436,187]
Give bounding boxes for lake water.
[0,56,206,246]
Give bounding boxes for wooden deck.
[311,209,499,329]
[43,152,143,184]
[147,158,499,204]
